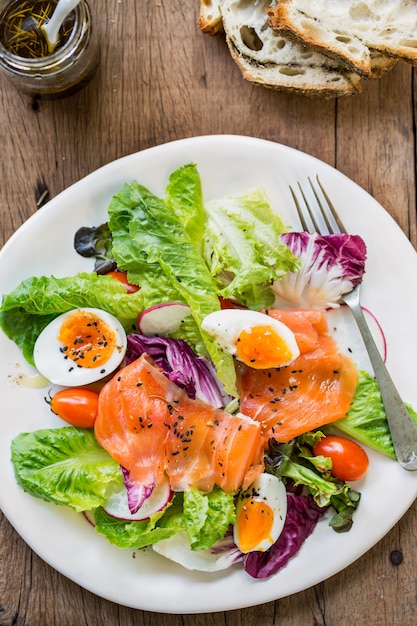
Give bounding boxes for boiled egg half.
[34,308,127,386]
[234,473,287,553]
[201,309,300,369]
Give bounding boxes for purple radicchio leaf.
[121,466,154,514]
[124,334,228,408]
[243,492,326,579]
[272,232,367,310]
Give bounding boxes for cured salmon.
[262,308,328,354]
[94,354,264,493]
[237,310,358,443]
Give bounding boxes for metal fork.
[290,176,417,471]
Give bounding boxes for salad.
[1,163,416,580]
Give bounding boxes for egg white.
[234,473,287,553]
[201,309,300,366]
[33,308,127,386]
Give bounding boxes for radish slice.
[103,479,172,521]
[326,305,386,374]
[83,510,96,527]
[153,531,242,572]
[138,302,192,336]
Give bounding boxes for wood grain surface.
[1,2,417,625]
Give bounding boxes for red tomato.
[106,271,139,293]
[50,388,99,428]
[313,435,369,482]
[219,296,246,310]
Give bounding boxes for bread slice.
[267,0,417,77]
[198,0,224,35]
[203,0,363,96]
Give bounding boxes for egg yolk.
[237,498,275,553]
[236,324,294,369]
[58,310,117,368]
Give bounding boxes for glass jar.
[0,0,100,97]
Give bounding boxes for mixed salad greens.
[2,163,417,579]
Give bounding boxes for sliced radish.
[103,479,172,521]
[153,531,242,572]
[83,510,96,527]
[138,302,192,336]
[326,305,386,374]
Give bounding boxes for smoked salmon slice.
[262,309,328,353]
[94,354,264,493]
[237,311,358,443]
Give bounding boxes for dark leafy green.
[265,436,360,533]
[73,222,116,274]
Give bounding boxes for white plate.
[1,135,417,614]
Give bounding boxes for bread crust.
[227,37,362,97]
[196,0,398,97]
[267,0,417,78]
[267,4,371,76]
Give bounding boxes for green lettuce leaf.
[181,488,236,551]
[335,370,417,459]
[0,273,144,365]
[94,487,235,551]
[112,180,237,396]
[265,438,360,532]
[108,183,181,304]
[94,503,178,549]
[165,163,205,248]
[11,427,123,513]
[202,189,300,309]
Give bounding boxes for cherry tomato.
[219,296,246,310]
[50,388,99,428]
[313,435,369,482]
[106,271,139,293]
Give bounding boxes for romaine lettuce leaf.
[94,487,235,552]
[202,189,299,309]
[182,487,236,551]
[11,427,123,513]
[108,183,181,304]
[0,273,144,365]
[113,181,238,396]
[335,369,417,459]
[94,504,178,549]
[165,163,205,248]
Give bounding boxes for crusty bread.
[267,0,417,77]
[223,0,363,96]
[199,0,363,96]
[198,0,224,35]
[197,0,397,96]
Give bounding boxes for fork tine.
[290,183,321,232]
[289,185,310,231]
[292,175,348,235]
[314,176,347,234]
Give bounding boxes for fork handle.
[344,295,417,470]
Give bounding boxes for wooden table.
[1,2,417,624]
